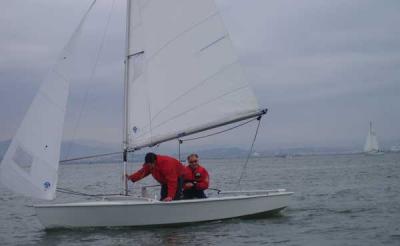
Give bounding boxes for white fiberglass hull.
[364,150,384,155]
[34,192,293,229]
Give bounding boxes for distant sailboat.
[364,122,383,155]
[390,145,400,152]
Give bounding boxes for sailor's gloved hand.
[163,196,173,202]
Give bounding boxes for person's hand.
[184,182,194,189]
[163,196,173,202]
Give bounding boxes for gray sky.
[1,0,399,150]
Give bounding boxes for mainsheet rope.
[177,115,263,189]
[237,116,261,187]
[179,116,259,143]
[237,116,262,188]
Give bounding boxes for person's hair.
[145,152,157,164]
[187,153,199,160]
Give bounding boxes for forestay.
[126,0,260,149]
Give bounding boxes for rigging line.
[129,109,266,151]
[62,0,98,57]
[57,188,121,197]
[65,0,116,160]
[60,151,122,163]
[145,68,154,147]
[181,117,259,142]
[208,188,222,193]
[237,116,262,188]
[30,0,97,114]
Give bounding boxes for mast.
[122,0,132,196]
[370,121,372,134]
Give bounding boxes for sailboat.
[364,121,383,155]
[0,0,293,228]
[390,145,400,152]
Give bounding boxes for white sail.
[0,1,293,229]
[364,122,379,152]
[126,0,259,149]
[0,68,69,200]
[0,1,95,200]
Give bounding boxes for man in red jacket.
[126,152,185,201]
[182,153,209,199]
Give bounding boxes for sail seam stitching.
[132,85,250,139]
[199,34,228,52]
[38,89,67,112]
[145,11,219,62]
[149,60,240,123]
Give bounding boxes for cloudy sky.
[1,0,399,151]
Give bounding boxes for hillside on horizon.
[1,137,399,163]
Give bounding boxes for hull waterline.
[34,192,293,229]
[364,151,384,156]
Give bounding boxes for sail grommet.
[44,181,51,190]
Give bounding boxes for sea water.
[0,153,399,245]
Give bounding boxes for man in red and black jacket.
[126,152,185,201]
[182,153,209,199]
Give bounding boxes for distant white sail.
[364,122,380,153]
[126,0,259,149]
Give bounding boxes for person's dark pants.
[160,176,183,201]
[183,188,207,199]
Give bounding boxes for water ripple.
[1,153,400,245]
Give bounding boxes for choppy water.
[1,153,399,245]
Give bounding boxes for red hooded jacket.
[183,165,209,191]
[128,155,185,198]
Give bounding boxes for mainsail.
[1,0,262,199]
[0,1,96,200]
[364,121,379,152]
[126,0,260,149]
